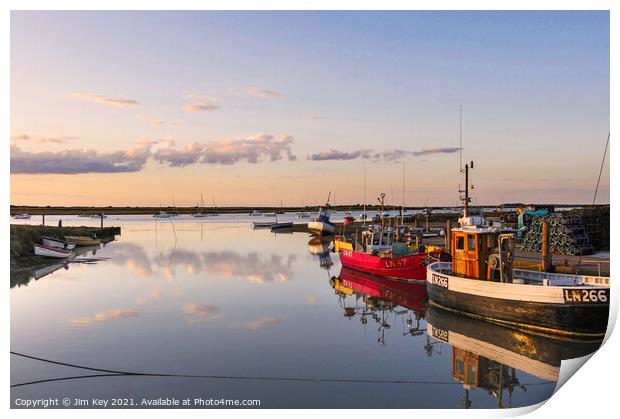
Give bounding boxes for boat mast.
[401,160,405,225]
[363,160,367,226]
[460,161,474,217]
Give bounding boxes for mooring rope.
[10,351,555,388]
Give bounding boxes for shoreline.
[9,204,608,216]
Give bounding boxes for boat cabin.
[451,214,515,282]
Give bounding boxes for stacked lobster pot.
[520,214,594,256]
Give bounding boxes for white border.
[3,1,616,418]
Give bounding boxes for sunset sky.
[10,11,610,207]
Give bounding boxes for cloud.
[245,87,283,98]
[150,119,164,125]
[133,138,159,146]
[307,112,327,120]
[73,92,140,107]
[11,134,30,141]
[412,147,462,156]
[308,149,372,161]
[373,149,410,162]
[11,134,79,144]
[68,308,138,327]
[182,303,223,324]
[10,143,152,174]
[183,102,219,112]
[308,147,462,161]
[154,134,296,166]
[230,316,285,331]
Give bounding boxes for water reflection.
[11,220,587,408]
[307,237,333,271]
[426,306,601,408]
[330,267,427,345]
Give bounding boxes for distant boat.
[153,211,172,219]
[193,193,217,217]
[41,236,76,250]
[90,213,107,219]
[307,193,336,236]
[263,212,277,217]
[296,212,310,218]
[343,211,355,225]
[77,213,90,218]
[249,210,263,217]
[33,244,72,258]
[252,221,274,228]
[13,213,31,219]
[63,235,102,246]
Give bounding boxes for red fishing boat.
[334,226,450,283]
[343,211,355,225]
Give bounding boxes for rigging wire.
[592,132,610,206]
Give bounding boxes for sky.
[10,11,610,207]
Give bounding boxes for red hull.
[338,267,427,313]
[338,248,446,282]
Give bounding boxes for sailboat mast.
[363,160,367,225]
[401,160,406,225]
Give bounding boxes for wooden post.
[58,219,62,227]
[542,221,552,272]
[100,213,104,228]
[445,220,452,253]
[42,214,45,226]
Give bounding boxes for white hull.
[34,244,72,258]
[427,262,608,304]
[308,221,335,235]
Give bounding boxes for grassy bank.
[10,225,121,270]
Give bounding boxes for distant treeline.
[9,203,608,216]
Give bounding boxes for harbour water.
[11,215,596,408]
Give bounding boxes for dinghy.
[34,244,72,258]
[41,236,76,250]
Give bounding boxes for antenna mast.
[459,105,463,173]
[459,161,474,217]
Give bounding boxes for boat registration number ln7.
[431,274,449,288]
[563,288,609,303]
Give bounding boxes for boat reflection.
[307,237,333,270]
[426,306,602,408]
[330,267,427,345]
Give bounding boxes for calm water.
[10,215,599,408]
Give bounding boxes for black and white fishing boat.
[308,193,336,236]
[426,162,610,339]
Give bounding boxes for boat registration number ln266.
[430,274,449,288]
[431,326,449,342]
[563,288,609,303]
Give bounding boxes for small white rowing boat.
[34,244,72,258]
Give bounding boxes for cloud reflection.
[182,303,224,324]
[106,242,296,284]
[230,316,285,331]
[68,308,138,327]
